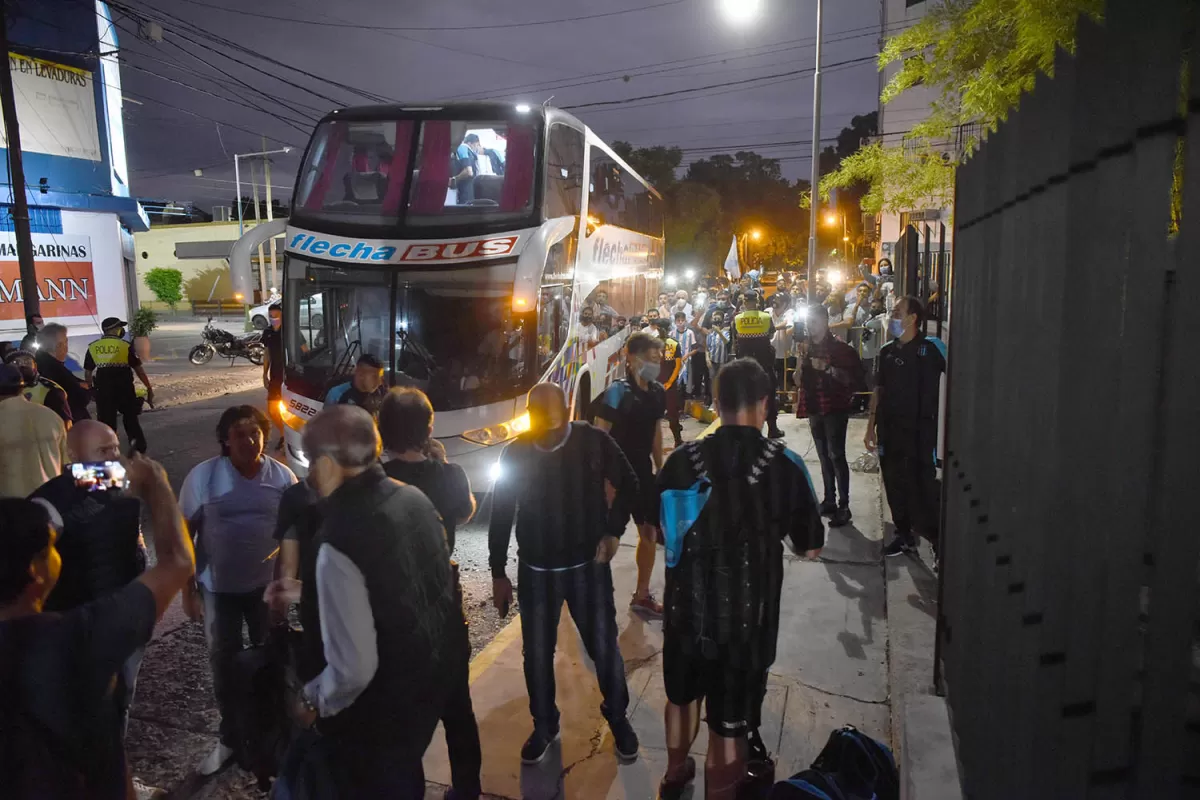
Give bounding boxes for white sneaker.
[132,777,166,799]
[197,742,234,776]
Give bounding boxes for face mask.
[636,359,660,383]
[716,301,729,309]
[888,318,906,337]
[270,318,281,330]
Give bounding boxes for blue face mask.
[888,318,906,337]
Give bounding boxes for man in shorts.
[656,358,824,799]
[593,331,667,618]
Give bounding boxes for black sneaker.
[659,756,696,800]
[883,535,916,557]
[610,717,640,762]
[818,499,837,517]
[767,425,785,439]
[829,507,853,527]
[520,729,560,765]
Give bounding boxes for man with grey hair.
[36,322,91,422]
[293,404,457,797]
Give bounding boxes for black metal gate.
[938,0,1200,796]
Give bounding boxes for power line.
[564,54,878,112]
[444,18,916,103]
[177,0,691,31]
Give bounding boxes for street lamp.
[750,229,762,241]
[718,0,823,304]
[234,147,291,237]
[717,0,763,26]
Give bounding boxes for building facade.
[1,2,147,349]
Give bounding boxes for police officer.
[865,296,946,557]
[4,348,71,426]
[730,292,783,438]
[85,317,154,453]
[655,318,684,448]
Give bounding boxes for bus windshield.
[293,117,538,227]
[283,257,536,410]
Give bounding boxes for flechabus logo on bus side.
[287,231,521,264]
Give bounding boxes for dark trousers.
[689,352,710,402]
[880,448,940,550]
[809,412,850,507]
[442,611,482,797]
[518,561,630,735]
[761,359,779,425]
[331,737,427,798]
[97,397,146,453]
[664,384,683,444]
[201,586,270,746]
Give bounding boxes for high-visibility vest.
[87,336,133,369]
[23,376,63,407]
[732,310,772,337]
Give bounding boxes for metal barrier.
[938,0,1200,795]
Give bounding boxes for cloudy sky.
[111,0,889,212]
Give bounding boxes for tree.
[820,0,1103,215]
[144,267,184,311]
[610,141,683,191]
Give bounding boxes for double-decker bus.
[231,102,663,486]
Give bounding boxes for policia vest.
[732,309,774,367]
[87,336,136,400]
[24,376,64,407]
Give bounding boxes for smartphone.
[69,461,128,492]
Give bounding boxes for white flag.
[723,236,740,280]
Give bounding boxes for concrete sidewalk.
[423,414,892,799]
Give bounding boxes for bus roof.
[323,101,583,129]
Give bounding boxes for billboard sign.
[1,53,102,162]
[0,234,97,320]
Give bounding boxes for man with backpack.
[657,358,824,800]
[0,456,194,799]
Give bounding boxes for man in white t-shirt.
[769,294,795,395]
[178,405,297,776]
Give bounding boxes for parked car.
[249,295,324,330]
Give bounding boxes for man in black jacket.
[296,405,457,797]
[36,323,91,421]
[379,387,481,800]
[656,359,824,800]
[489,382,642,766]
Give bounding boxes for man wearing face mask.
[293,405,456,796]
[5,349,71,426]
[795,308,865,528]
[489,383,641,766]
[866,297,946,558]
[672,290,693,319]
[703,290,733,328]
[85,318,154,453]
[656,319,685,448]
[594,333,667,619]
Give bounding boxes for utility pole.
[805,0,824,304]
[262,136,277,293]
[250,160,266,298]
[0,12,41,332]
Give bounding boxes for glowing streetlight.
[750,229,762,241]
[824,212,838,227]
[684,268,697,280]
[717,0,763,26]
[843,235,850,242]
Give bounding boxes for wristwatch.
[299,687,318,716]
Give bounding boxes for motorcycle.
[189,317,267,366]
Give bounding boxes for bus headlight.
[489,461,503,482]
[462,412,531,446]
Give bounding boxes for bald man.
[29,417,150,747]
[489,381,642,765]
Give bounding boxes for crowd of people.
[0,262,943,799]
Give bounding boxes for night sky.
[114,0,885,211]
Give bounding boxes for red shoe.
[630,593,664,619]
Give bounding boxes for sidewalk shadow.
[520,737,565,800]
[820,523,885,661]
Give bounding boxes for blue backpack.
[768,726,898,800]
[659,443,713,568]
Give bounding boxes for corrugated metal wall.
[939,0,1200,795]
